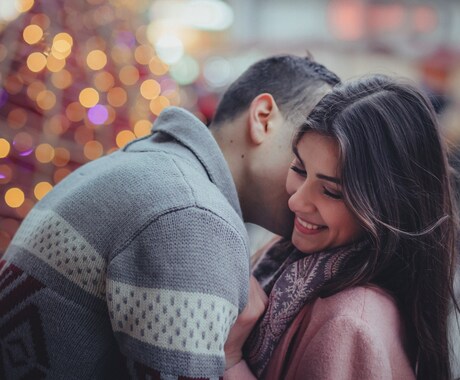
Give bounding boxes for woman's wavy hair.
[296,74,459,380]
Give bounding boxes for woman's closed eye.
[290,162,307,177]
[323,187,342,200]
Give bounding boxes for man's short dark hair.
[211,54,340,127]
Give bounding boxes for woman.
[224,74,459,380]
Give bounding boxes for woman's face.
[286,131,364,254]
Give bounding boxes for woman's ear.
[248,93,280,145]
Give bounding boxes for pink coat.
[225,286,415,380]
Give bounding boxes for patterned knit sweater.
[0,107,250,379]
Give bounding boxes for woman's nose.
[288,182,317,214]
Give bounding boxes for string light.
[0,0,191,254]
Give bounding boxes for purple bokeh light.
[19,148,34,157]
[88,105,109,125]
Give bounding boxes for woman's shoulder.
[310,285,403,332]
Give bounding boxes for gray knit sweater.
[0,107,250,379]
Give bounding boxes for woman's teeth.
[297,217,322,230]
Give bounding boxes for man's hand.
[224,275,268,369]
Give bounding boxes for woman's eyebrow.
[316,173,341,184]
[294,144,341,184]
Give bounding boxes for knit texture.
[0,107,250,379]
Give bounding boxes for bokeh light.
[35,143,55,163]
[87,104,108,125]
[34,181,52,200]
[79,87,100,108]
[0,0,196,253]
[84,140,103,160]
[116,130,136,148]
[0,138,11,158]
[87,50,107,70]
[52,147,70,167]
[5,188,25,208]
[134,119,152,137]
[23,24,43,44]
[140,79,161,100]
[27,52,47,72]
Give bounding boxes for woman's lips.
[294,216,327,235]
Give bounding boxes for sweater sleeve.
[292,315,393,380]
[105,206,250,379]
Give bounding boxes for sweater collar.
[152,106,243,219]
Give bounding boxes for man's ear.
[248,93,280,145]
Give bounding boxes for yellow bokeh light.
[0,138,11,158]
[107,87,127,107]
[27,52,47,73]
[34,182,53,200]
[134,120,152,138]
[53,32,73,46]
[79,88,99,108]
[47,55,66,72]
[16,0,35,13]
[149,56,169,76]
[5,188,25,208]
[119,65,139,86]
[149,96,170,116]
[51,69,72,89]
[35,143,55,163]
[87,50,107,70]
[53,147,70,167]
[84,140,103,160]
[36,90,56,110]
[51,40,71,59]
[23,24,43,45]
[140,79,161,100]
[116,130,136,148]
[51,33,73,59]
[93,71,114,92]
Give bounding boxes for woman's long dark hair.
[296,75,459,380]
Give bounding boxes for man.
[0,55,339,379]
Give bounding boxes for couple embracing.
[1,54,457,380]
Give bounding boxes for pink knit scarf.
[244,240,368,377]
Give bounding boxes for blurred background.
[1,0,460,255]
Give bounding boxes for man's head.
[210,54,340,237]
